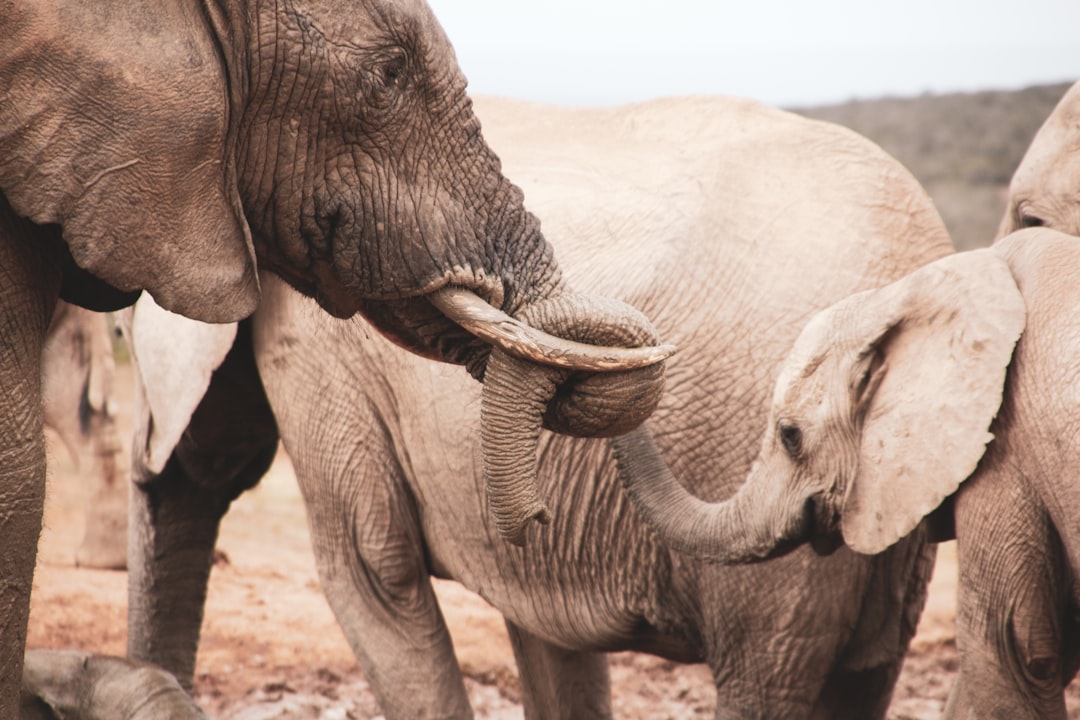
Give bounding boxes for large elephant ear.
[840,249,1026,554]
[124,296,238,475]
[0,1,257,322]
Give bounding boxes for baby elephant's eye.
[779,423,803,459]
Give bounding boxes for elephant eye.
[359,47,410,112]
[778,423,803,459]
[1025,655,1058,683]
[1016,202,1045,229]
[380,52,407,88]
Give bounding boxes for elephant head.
[997,80,1080,239]
[2,0,671,541]
[613,248,1026,561]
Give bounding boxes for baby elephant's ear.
[0,3,257,322]
[841,249,1026,554]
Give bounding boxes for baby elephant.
[615,227,1080,718]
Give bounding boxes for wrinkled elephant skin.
[671,229,1080,719]
[0,0,668,709]
[130,95,955,718]
[608,81,1080,716]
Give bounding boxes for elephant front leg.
[291,427,472,719]
[0,219,60,720]
[127,458,232,691]
[505,620,613,720]
[127,442,278,690]
[127,323,278,689]
[0,395,47,720]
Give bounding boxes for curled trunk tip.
[492,501,552,547]
[481,347,556,546]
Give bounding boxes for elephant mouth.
[761,493,844,561]
[805,492,844,557]
[358,284,676,380]
[357,293,492,376]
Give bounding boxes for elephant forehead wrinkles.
[288,0,433,49]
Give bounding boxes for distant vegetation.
[793,82,1072,250]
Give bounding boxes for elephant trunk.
[479,293,667,545]
[611,426,816,563]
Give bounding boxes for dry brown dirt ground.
[27,364,1079,718]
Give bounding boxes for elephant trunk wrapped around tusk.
[429,286,676,372]
[473,291,669,545]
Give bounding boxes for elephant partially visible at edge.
[996,80,1080,239]
[123,94,953,718]
[0,0,670,708]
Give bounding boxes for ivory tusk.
[429,287,676,372]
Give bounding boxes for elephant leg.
[76,463,128,570]
[809,663,899,720]
[73,346,129,570]
[127,321,278,689]
[504,620,613,720]
[0,356,47,719]
[287,416,471,720]
[72,391,129,570]
[811,533,936,720]
[0,213,61,719]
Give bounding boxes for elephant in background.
[614,228,1080,717]
[42,303,127,570]
[125,94,953,718]
[0,0,668,706]
[996,80,1080,238]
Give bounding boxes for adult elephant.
[126,94,953,717]
[614,229,1080,718]
[0,1,668,712]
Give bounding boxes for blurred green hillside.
[794,82,1073,250]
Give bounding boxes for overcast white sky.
[427,0,1080,108]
